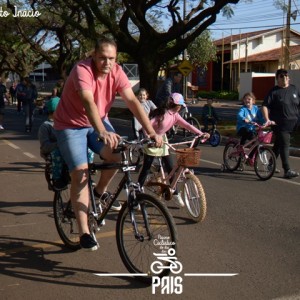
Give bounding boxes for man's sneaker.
[275,168,281,174]
[80,233,99,251]
[173,193,185,208]
[284,169,299,179]
[94,190,122,211]
[0,125,4,130]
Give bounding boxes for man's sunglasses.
[279,73,288,78]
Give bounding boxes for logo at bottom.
[151,248,183,295]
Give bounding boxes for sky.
[208,0,300,40]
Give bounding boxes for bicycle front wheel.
[116,193,178,284]
[180,172,207,222]
[254,147,276,180]
[209,129,221,147]
[53,186,81,250]
[223,141,241,171]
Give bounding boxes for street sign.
[178,60,194,76]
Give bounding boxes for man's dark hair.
[275,68,288,78]
[95,36,117,51]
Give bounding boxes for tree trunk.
[137,59,161,101]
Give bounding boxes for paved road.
[1,105,299,300]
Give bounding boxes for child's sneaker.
[173,193,185,208]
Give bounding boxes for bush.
[196,90,239,100]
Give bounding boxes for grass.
[109,107,300,148]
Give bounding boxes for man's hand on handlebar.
[99,131,121,149]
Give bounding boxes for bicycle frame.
[228,127,270,166]
[87,147,142,230]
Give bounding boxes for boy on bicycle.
[202,97,219,132]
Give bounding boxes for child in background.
[237,92,265,145]
[138,93,210,207]
[202,98,219,132]
[38,97,94,190]
[133,88,157,139]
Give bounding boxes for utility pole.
[284,0,291,70]
[182,0,187,99]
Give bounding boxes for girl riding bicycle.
[138,93,210,207]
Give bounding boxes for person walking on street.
[22,77,38,132]
[54,37,162,251]
[9,82,17,105]
[262,69,300,179]
[0,79,7,130]
[155,71,183,107]
[16,78,27,115]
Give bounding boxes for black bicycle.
[49,138,177,284]
[205,122,221,147]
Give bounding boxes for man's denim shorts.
[55,119,115,172]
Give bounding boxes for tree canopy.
[2,0,241,95]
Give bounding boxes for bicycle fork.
[125,184,152,242]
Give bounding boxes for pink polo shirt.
[54,58,131,130]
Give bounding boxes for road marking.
[95,273,148,277]
[2,139,20,149]
[2,139,37,159]
[184,273,238,277]
[23,152,36,159]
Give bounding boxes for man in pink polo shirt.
[54,37,162,251]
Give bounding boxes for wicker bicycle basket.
[175,148,201,167]
[258,131,273,144]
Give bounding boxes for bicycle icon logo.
[150,248,183,274]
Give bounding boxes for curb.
[110,118,300,158]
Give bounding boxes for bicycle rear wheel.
[183,117,201,137]
[179,172,207,222]
[223,141,241,171]
[53,186,80,250]
[254,147,276,180]
[116,193,178,284]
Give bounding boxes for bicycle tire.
[254,146,276,180]
[116,193,178,284]
[128,144,144,166]
[183,117,201,137]
[209,129,221,147]
[179,172,207,222]
[53,186,81,250]
[223,141,241,171]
